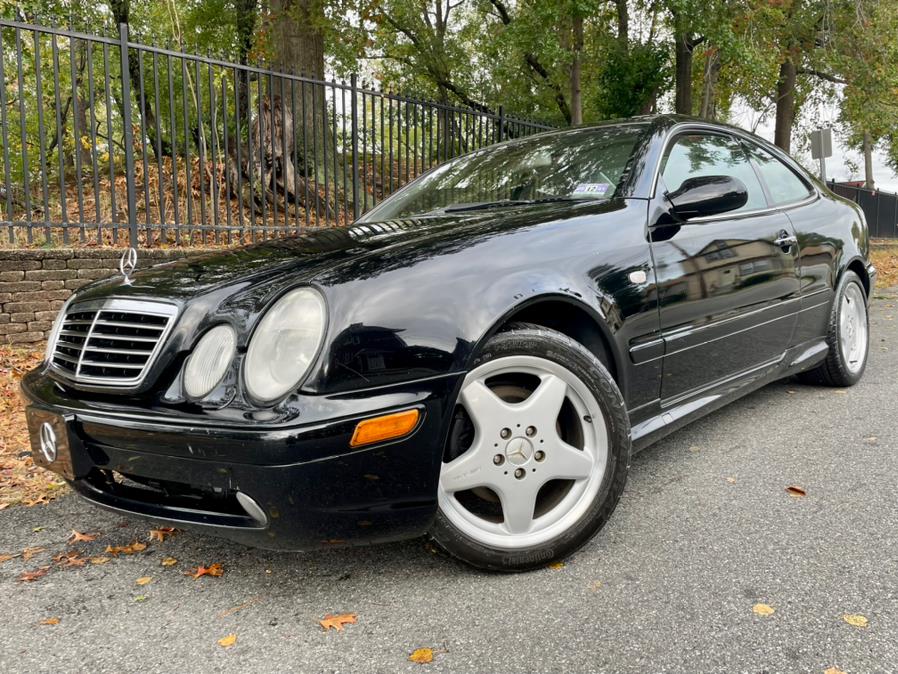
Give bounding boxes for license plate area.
[26,407,81,480]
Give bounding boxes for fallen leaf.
[39,618,60,625]
[32,526,44,532]
[0,554,13,564]
[824,668,846,674]
[725,477,737,484]
[843,614,869,628]
[90,556,112,565]
[185,563,224,579]
[161,557,178,567]
[752,603,776,617]
[218,634,237,648]
[864,436,878,445]
[319,613,358,631]
[53,551,86,568]
[136,576,152,586]
[134,595,148,602]
[68,530,97,544]
[18,566,50,582]
[547,561,565,570]
[409,648,434,664]
[786,485,807,498]
[148,527,177,543]
[105,541,147,556]
[22,546,45,561]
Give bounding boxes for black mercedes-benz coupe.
[23,115,875,571]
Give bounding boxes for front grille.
[50,298,178,387]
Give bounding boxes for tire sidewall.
[829,271,869,385]
[429,325,631,572]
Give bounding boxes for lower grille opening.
[86,469,253,520]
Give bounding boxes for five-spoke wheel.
[430,324,630,571]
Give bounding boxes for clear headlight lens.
[184,324,237,399]
[244,287,326,403]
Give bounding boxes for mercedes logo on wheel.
[119,247,138,286]
[39,421,57,464]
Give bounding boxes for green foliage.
[595,41,669,120]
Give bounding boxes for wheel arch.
[470,294,623,388]
[843,255,871,297]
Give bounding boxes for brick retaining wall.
[0,249,192,345]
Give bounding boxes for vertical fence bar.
[69,36,86,242]
[102,43,117,240]
[86,41,102,242]
[137,49,151,238]
[119,24,139,248]
[33,30,51,243]
[0,28,13,240]
[209,63,221,244]
[222,76,232,244]
[152,51,165,240]
[195,59,208,241]
[167,55,180,244]
[15,27,32,241]
[350,74,360,220]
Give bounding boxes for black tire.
[429,323,630,572]
[798,270,869,387]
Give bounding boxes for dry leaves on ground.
[186,563,224,579]
[752,603,776,617]
[148,527,178,542]
[871,244,898,289]
[843,614,869,628]
[39,618,60,625]
[409,648,434,664]
[68,530,98,544]
[786,485,807,498]
[218,634,237,648]
[319,613,358,631]
[161,557,178,567]
[53,551,87,568]
[136,576,153,586]
[0,346,66,510]
[18,566,50,582]
[105,542,147,556]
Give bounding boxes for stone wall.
[0,249,192,345]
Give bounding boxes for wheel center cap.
[504,436,533,466]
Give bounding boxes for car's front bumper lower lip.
[21,369,461,551]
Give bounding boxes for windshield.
[360,124,647,221]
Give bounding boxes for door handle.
[773,231,798,251]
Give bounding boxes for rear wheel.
[798,270,869,387]
[430,324,630,572]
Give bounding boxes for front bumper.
[22,369,462,551]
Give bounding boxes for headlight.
[244,287,326,403]
[184,324,237,399]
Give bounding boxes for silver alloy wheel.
[840,282,868,374]
[438,355,609,549]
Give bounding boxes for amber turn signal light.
[350,409,420,448]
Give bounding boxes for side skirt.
[629,337,829,452]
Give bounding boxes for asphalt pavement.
[1,289,897,673]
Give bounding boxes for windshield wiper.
[442,200,531,213]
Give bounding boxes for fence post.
[118,23,139,248]
[498,105,505,142]
[350,74,360,220]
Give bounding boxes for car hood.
[73,199,626,307]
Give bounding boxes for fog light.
[236,492,268,526]
[350,409,420,448]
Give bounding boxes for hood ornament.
[119,247,138,286]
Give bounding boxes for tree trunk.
[774,57,796,152]
[570,14,583,125]
[863,131,875,189]
[674,26,694,115]
[615,0,628,45]
[699,47,720,119]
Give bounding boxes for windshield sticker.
[573,183,610,196]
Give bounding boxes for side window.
[746,144,813,206]
[660,133,767,213]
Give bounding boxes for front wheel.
[429,324,630,572]
[798,270,869,387]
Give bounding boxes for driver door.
[650,131,801,402]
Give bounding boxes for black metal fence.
[829,181,898,239]
[0,19,553,248]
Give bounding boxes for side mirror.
[666,175,748,221]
